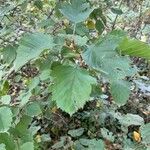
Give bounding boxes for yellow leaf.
[51,106,57,113]
[63,19,70,27]
[30,7,35,11]
[35,134,41,143]
[86,20,95,29]
[96,101,102,107]
[133,131,141,142]
[38,28,45,32]
[141,35,147,42]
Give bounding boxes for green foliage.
[1,46,16,65]
[25,102,42,117]
[117,113,144,126]
[76,138,105,150]
[0,133,15,150]
[82,31,136,80]
[0,107,12,133]
[68,128,84,137]
[13,33,54,71]
[111,7,123,15]
[110,80,131,106]
[60,0,94,23]
[0,144,6,150]
[20,142,34,150]
[52,65,96,115]
[118,38,150,60]
[140,123,150,145]
[0,95,11,105]
[0,0,150,149]
[101,128,114,142]
[82,31,125,71]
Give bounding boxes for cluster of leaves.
[0,0,150,149]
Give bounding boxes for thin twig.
[112,0,123,30]
[47,8,54,19]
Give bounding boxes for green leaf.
[0,70,3,81]
[60,0,94,23]
[147,147,150,150]
[38,19,55,28]
[79,139,105,150]
[39,69,51,81]
[15,115,32,135]
[0,106,12,133]
[118,38,150,60]
[20,142,34,150]
[0,95,11,105]
[118,114,144,126]
[68,128,84,137]
[25,102,42,117]
[34,0,43,10]
[0,144,6,150]
[12,115,33,143]
[75,23,89,36]
[110,80,130,106]
[52,65,96,115]
[0,81,10,96]
[13,33,55,71]
[95,20,105,34]
[140,123,150,145]
[40,134,51,142]
[0,133,15,150]
[90,84,102,98]
[29,125,41,136]
[101,128,114,142]
[2,46,16,65]
[90,8,106,24]
[58,34,88,46]
[111,7,123,15]
[82,31,136,80]
[19,91,32,107]
[27,77,40,91]
[100,56,136,80]
[61,46,79,58]
[0,5,15,17]
[52,136,67,149]
[123,138,146,150]
[82,30,125,70]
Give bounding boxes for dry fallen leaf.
[133,131,141,142]
[51,106,58,113]
[35,134,41,143]
[86,19,95,29]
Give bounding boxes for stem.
[112,0,123,30]
[15,138,20,150]
[73,23,76,36]
[2,66,15,81]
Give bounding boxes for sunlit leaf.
[118,38,150,60]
